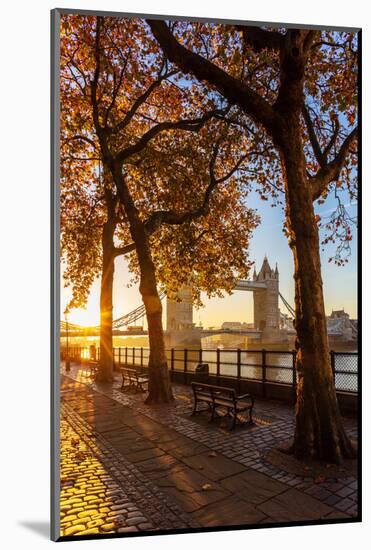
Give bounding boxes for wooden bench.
[191,382,254,430]
[120,367,149,393]
[80,360,99,377]
[88,361,99,377]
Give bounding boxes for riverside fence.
[62,346,358,399]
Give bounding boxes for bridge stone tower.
[253,257,281,342]
[166,286,194,331]
[165,286,201,347]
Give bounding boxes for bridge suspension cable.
[279,292,295,318]
[112,291,166,329]
[61,291,166,331]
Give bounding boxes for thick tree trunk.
[145,23,357,459]
[97,220,115,382]
[135,243,174,403]
[281,119,356,464]
[140,266,174,404]
[112,167,173,403]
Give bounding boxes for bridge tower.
[165,286,201,347]
[166,286,194,331]
[253,257,281,342]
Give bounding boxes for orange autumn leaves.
[60,15,260,309]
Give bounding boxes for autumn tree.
[61,27,137,380]
[60,14,219,383]
[147,20,358,461]
[60,156,136,381]
[123,125,260,305]
[60,14,259,397]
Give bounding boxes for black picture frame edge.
[57,515,361,543]
[53,6,361,32]
[51,7,61,543]
[356,26,362,527]
[50,8,362,542]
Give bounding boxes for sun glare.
[67,308,99,327]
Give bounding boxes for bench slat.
[191,381,254,429]
[121,366,149,393]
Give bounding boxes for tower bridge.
[61,256,357,347]
[166,256,288,347]
[61,257,295,347]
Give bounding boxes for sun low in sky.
[65,307,98,327]
[61,188,357,329]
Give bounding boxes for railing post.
[133,347,135,367]
[140,347,144,369]
[199,348,202,364]
[171,348,174,382]
[125,346,128,366]
[184,349,188,384]
[330,350,336,384]
[292,350,297,403]
[262,349,266,398]
[118,347,121,369]
[171,348,174,371]
[216,348,221,385]
[237,348,241,394]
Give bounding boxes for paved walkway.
[59,364,358,537]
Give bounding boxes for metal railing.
[61,346,358,395]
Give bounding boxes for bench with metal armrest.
[191,381,254,429]
[120,366,149,393]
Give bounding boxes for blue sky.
[61,188,358,328]
[59,26,358,328]
[193,189,357,327]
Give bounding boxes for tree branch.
[302,104,326,167]
[111,69,177,135]
[115,109,223,164]
[310,127,358,201]
[144,145,249,233]
[62,135,98,149]
[104,62,128,128]
[235,26,283,52]
[113,242,136,256]
[303,30,321,53]
[323,117,340,158]
[91,17,103,133]
[146,19,282,137]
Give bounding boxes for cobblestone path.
[59,365,358,538]
[60,386,200,538]
[60,413,153,536]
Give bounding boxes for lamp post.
[65,310,70,372]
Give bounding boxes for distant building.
[329,309,349,320]
[327,309,357,341]
[280,313,294,330]
[221,321,253,330]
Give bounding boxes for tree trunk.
[281,118,356,464]
[135,240,174,403]
[112,167,173,403]
[97,219,115,382]
[141,266,174,404]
